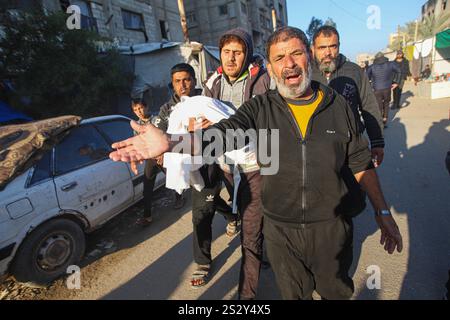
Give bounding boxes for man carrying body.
[201,27,270,299]
[133,63,199,225]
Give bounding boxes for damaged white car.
[0,115,164,287]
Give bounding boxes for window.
[443,0,447,10]
[72,0,97,32]
[261,15,271,29]
[95,120,134,145]
[219,4,228,16]
[54,125,110,175]
[187,12,196,24]
[29,151,52,186]
[160,20,170,40]
[278,3,284,24]
[241,2,247,15]
[122,9,144,30]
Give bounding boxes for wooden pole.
[177,0,190,43]
[414,19,419,42]
[271,5,277,31]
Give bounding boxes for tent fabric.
[405,45,415,61]
[0,101,32,124]
[204,46,220,61]
[436,29,450,49]
[413,38,433,59]
[0,115,81,188]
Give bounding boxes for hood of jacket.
[373,56,389,65]
[219,28,254,81]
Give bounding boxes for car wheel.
[11,218,85,288]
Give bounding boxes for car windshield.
[95,119,133,144]
[54,125,110,175]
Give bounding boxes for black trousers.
[143,160,162,218]
[192,164,235,265]
[374,88,392,121]
[223,170,264,300]
[392,87,403,109]
[264,215,354,300]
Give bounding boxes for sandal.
[226,220,240,237]
[190,264,210,289]
[136,216,152,226]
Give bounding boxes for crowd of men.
[119,25,404,300]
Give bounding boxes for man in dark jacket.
[110,27,403,300]
[392,50,412,109]
[367,52,401,127]
[152,63,202,132]
[200,28,271,299]
[311,26,385,167]
[133,63,199,225]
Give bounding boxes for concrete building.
[2,0,185,45]
[421,0,450,22]
[184,0,288,55]
[2,0,288,54]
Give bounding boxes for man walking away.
[367,52,401,128]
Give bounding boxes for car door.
[94,119,165,201]
[53,124,133,227]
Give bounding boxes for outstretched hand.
[109,121,171,163]
[376,215,403,254]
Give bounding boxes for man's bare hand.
[110,121,170,162]
[392,83,399,89]
[155,155,164,167]
[188,117,214,132]
[130,161,138,175]
[130,160,144,175]
[371,147,385,167]
[375,215,403,254]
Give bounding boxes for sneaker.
[226,220,241,237]
[173,193,185,209]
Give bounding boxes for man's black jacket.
[208,81,374,227]
[312,54,384,149]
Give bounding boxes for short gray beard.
[318,58,337,74]
[272,63,312,99]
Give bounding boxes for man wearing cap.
[392,50,411,109]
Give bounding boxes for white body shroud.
[163,96,257,213]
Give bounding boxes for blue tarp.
[0,101,32,124]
